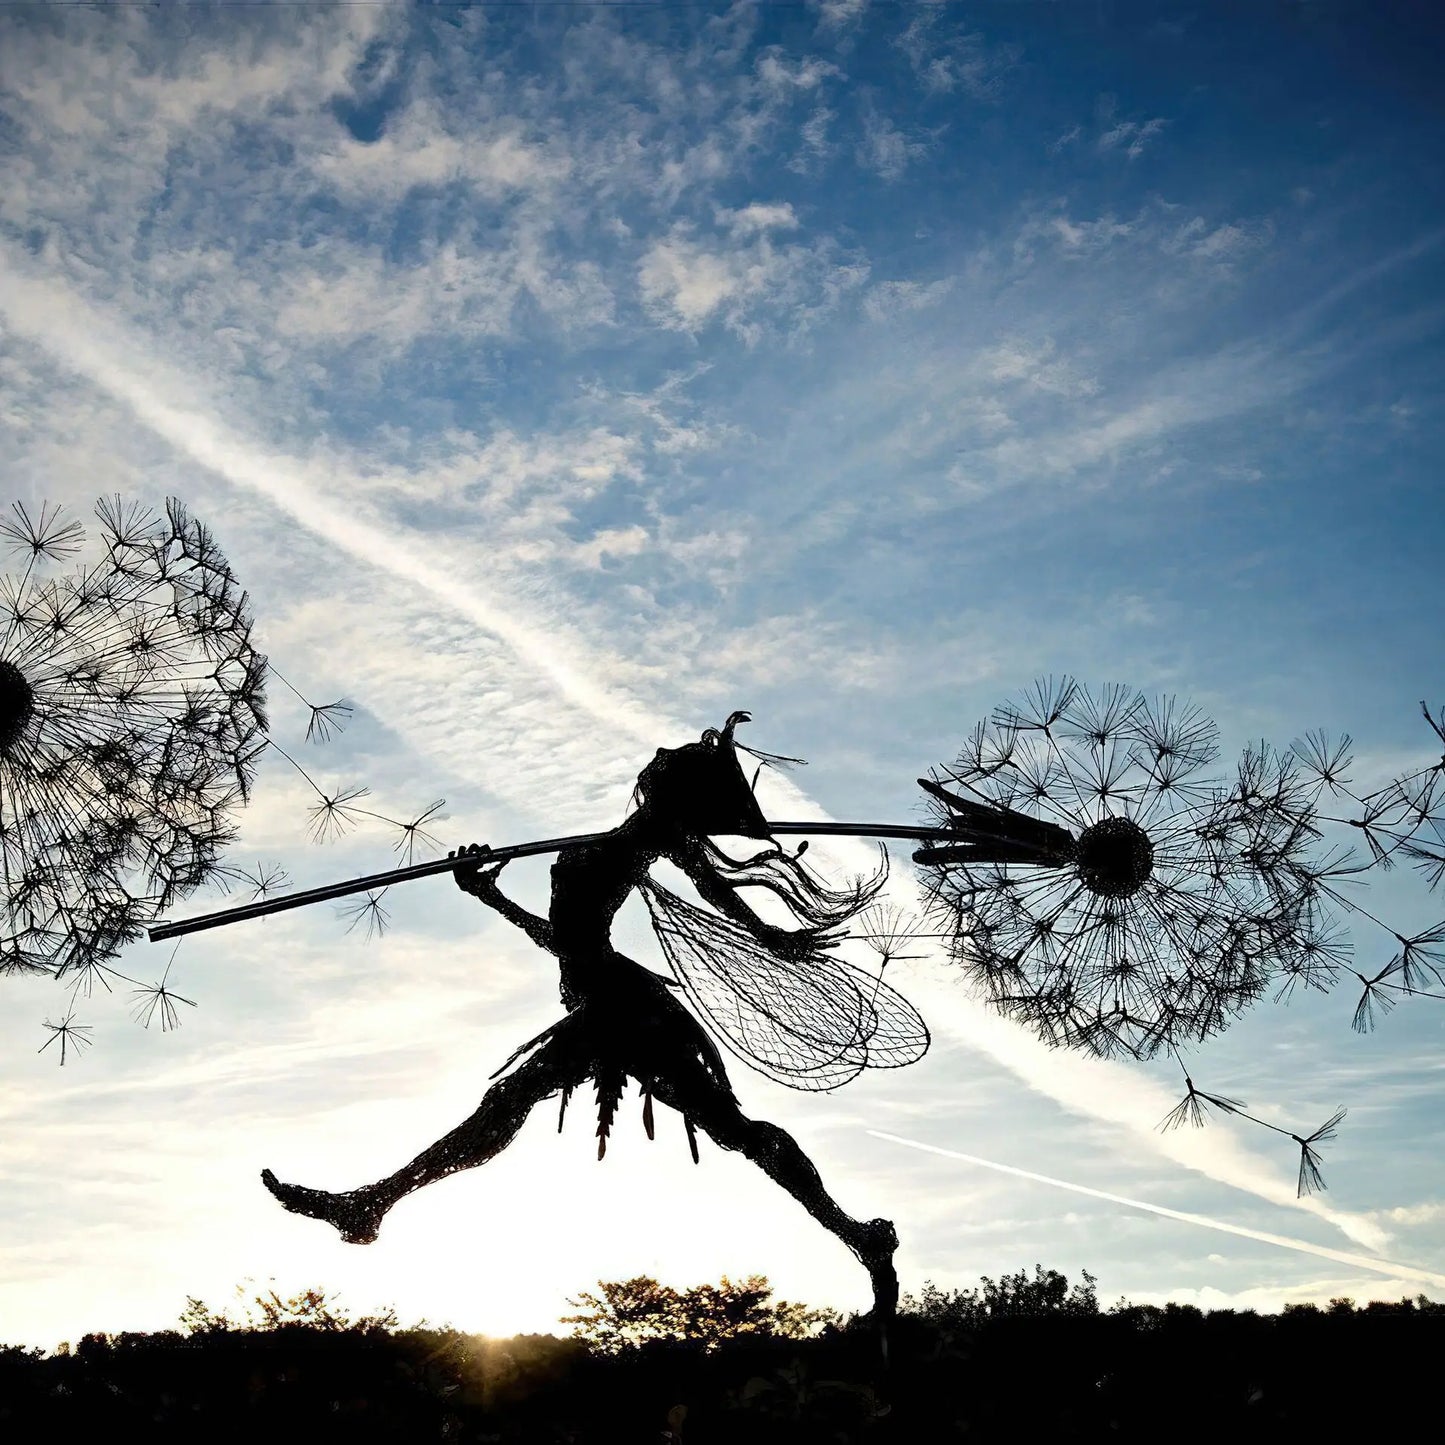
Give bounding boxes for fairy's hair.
[699,835,888,932]
[634,712,887,932]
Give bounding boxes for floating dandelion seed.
[38,1010,93,1065]
[272,670,353,745]
[1294,1108,1347,1197]
[855,902,928,968]
[1350,967,1396,1034]
[305,784,373,844]
[130,948,195,1032]
[1158,1073,1246,1132]
[0,497,266,985]
[391,799,448,868]
[228,861,291,903]
[1155,1064,1345,1197]
[304,700,353,745]
[336,890,390,942]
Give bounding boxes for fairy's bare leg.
[651,1075,899,1318]
[262,1042,576,1243]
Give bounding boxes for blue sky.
[1,1,1443,1348]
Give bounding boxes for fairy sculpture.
[262,713,928,1317]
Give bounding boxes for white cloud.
[313,112,572,202]
[637,221,866,341]
[872,1131,1423,1276]
[1098,116,1168,161]
[856,109,930,180]
[811,0,869,31]
[792,105,837,171]
[717,200,801,237]
[1129,1276,1436,1314]
[862,276,955,322]
[1012,200,1273,275]
[1376,1201,1445,1228]
[1048,213,1136,254]
[1164,216,1274,264]
[755,51,840,96]
[978,335,1100,398]
[0,254,679,758]
[893,9,1015,99]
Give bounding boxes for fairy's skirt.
[492,952,734,1158]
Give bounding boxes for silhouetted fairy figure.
[262,713,927,1316]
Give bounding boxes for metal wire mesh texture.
[641,876,931,1091]
[0,497,267,986]
[917,678,1445,1063]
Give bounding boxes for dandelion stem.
[147,821,973,941]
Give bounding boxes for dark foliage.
[3,1273,1443,1443]
[561,1274,836,1355]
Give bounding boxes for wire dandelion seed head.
[1350,969,1396,1034]
[130,980,196,1031]
[236,861,291,903]
[1293,1108,1346,1198]
[305,698,353,745]
[855,902,927,968]
[335,889,390,942]
[0,496,267,986]
[38,1011,93,1065]
[1291,729,1354,794]
[917,680,1345,1060]
[306,784,372,844]
[1157,1074,1247,1132]
[0,501,86,565]
[390,799,448,867]
[1386,924,1445,992]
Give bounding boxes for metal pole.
[145,820,1044,943]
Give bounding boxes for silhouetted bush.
[3,1271,1444,1442]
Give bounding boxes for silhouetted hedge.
[4,1283,1443,1441]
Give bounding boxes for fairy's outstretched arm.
[449,845,557,956]
[671,836,837,961]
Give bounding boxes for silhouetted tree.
[177,1282,399,1336]
[561,1274,835,1354]
[901,1262,1098,1331]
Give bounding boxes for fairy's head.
[633,710,772,840]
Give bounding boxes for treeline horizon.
[3,1267,1442,1441]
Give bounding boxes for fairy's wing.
[639,878,930,1091]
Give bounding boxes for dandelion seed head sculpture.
[918,679,1369,1061]
[0,498,267,984]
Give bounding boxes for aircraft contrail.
[0,260,677,750]
[868,1130,1445,1289]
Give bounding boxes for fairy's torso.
[548,821,665,1001]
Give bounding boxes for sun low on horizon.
[1,0,1443,1353]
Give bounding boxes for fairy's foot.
[260,1168,384,1245]
[855,1217,900,1320]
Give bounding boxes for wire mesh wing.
[639,879,930,1091]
